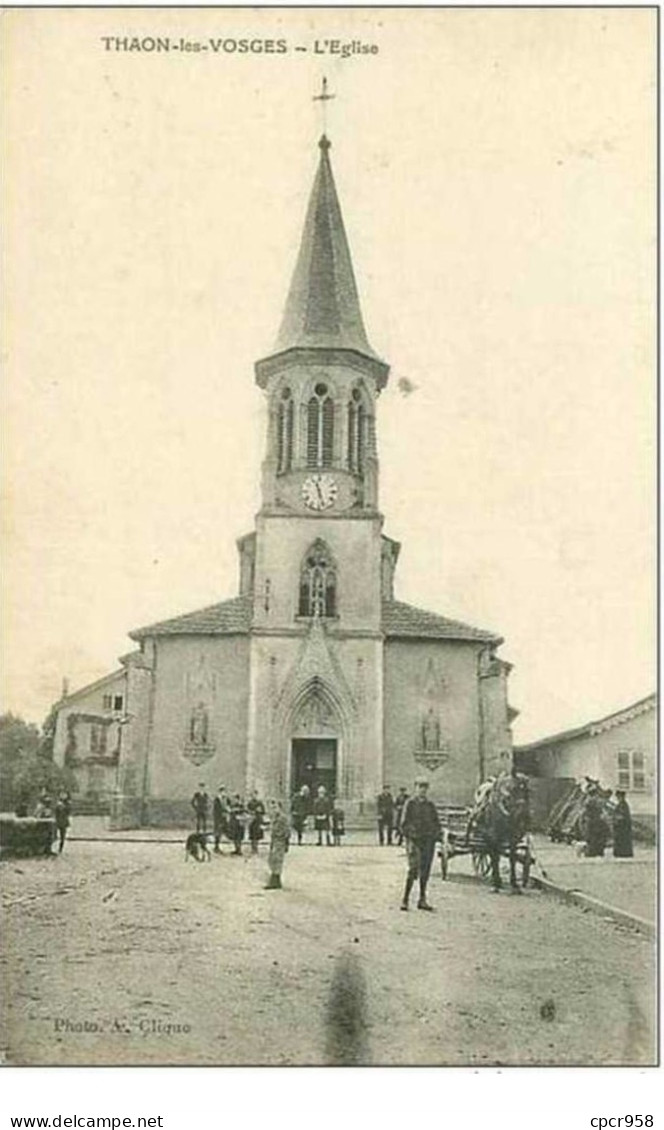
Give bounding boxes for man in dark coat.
[394,787,409,846]
[247,790,266,854]
[191,784,209,834]
[582,786,610,857]
[376,785,395,846]
[229,794,246,856]
[290,785,310,845]
[54,791,71,854]
[400,777,441,911]
[332,804,345,846]
[212,786,229,853]
[612,790,634,857]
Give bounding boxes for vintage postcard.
[1,6,657,1068]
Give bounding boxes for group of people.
[294,778,443,911]
[547,775,635,858]
[191,784,269,856]
[581,780,634,858]
[376,785,410,846]
[190,783,290,889]
[189,776,443,909]
[290,785,345,846]
[31,787,72,854]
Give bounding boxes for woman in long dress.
[265,800,291,889]
[612,790,634,858]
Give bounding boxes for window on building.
[102,694,112,710]
[113,695,124,712]
[307,383,334,468]
[347,387,366,473]
[617,749,646,790]
[632,751,646,790]
[277,387,294,472]
[90,724,107,755]
[298,540,336,617]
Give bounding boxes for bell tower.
[250,133,390,635]
[255,134,389,518]
[245,129,390,806]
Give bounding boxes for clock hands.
[302,473,337,510]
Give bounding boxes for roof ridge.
[129,594,251,640]
[515,692,657,752]
[382,597,500,643]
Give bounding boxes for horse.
[470,771,531,893]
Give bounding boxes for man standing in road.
[400,776,441,911]
[394,786,409,846]
[191,783,209,834]
[54,791,71,854]
[376,784,395,845]
[212,786,229,853]
[313,785,333,846]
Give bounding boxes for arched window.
[347,387,366,473]
[277,387,293,473]
[298,540,336,618]
[307,383,334,468]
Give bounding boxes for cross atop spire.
[313,76,335,136]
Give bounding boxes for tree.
[0,711,75,815]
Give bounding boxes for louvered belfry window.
[307,383,334,467]
[277,387,294,472]
[298,540,336,617]
[347,387,365,473]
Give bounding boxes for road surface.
[1,839,655,1065]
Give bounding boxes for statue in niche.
[189,702,209,746]
[421,707,441,751]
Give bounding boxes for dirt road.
[1,840,655,1066]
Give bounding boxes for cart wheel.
[472,851,491,878]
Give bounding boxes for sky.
[2,7,656,741]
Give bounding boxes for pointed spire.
[274,136,378,359]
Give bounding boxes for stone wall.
[382,639,483,805]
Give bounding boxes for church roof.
[274,136,381,361]
[381,599,501,644]
[129,595,251,640]
[129,595,498,644]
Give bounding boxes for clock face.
[302,473,338,511]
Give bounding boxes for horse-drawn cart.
[436,785,534,892]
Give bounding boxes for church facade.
[53,134,515,827]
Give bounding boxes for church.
[53,131,516,827]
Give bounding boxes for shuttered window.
[307,384,334,468]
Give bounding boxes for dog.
[185,831,212,862]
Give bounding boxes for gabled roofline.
[56,667,126,709]
[515,693,657,753]
[381,598,502,645]
[129,594,251,640]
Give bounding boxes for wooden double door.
[291,738,337,799]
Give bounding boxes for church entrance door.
[291,738,337,799]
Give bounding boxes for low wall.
[0,816,55,858]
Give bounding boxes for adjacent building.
[515,694,657,832]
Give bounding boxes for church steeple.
[276,135,378,359]
[256,136,389,388]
